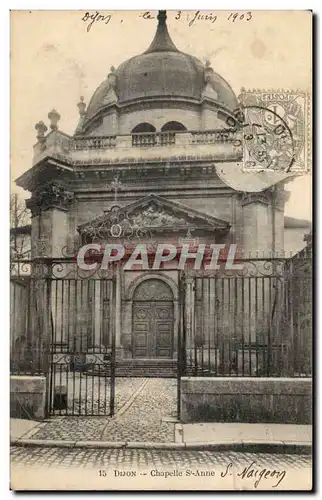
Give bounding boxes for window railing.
[132,131,175,147]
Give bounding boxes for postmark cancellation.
[238,88,311,174]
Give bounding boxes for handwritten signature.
[221,462,286,489]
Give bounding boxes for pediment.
[78,194,230,238]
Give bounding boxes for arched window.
[131,123,156,134]
[161,121,187,132]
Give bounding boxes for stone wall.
[180,377,312,424]
[10,376,47,420]
[86,102,225,136]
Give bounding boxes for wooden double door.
[132,301,174,358]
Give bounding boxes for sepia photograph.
[9,9,312,491]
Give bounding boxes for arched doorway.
[132,279,174,359]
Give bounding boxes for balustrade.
[74,136,116,150]
[41,129,240,155]
[191,130,238,144]
[132,131,175,147]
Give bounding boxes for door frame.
[126,273,179,360]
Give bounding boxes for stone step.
[116,359,177,377]
[88,359,178,378]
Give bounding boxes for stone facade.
[15,11,293,364]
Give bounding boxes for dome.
[115,51,205,103]
[84,11,238,123]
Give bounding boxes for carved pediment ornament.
[79,195,229,246]
[81,204,155,247]
[131,203,188,228]
[81,202,192,242]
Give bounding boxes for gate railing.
[178,256,312,378]
[10,258,117,416]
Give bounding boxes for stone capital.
[26,182,74,215]
[238,190,272,207]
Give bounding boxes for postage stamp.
[237,88,311,174]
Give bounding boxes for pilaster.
[26,182,74,258]
[239,190,273,257]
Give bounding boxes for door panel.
[133,301,174,358]
[132,304,150,358]
[154,302,173,358]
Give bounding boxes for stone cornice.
[72,153,242,167]
[16,155,239,194]
[16,156,74,192]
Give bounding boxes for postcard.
[10,9,312,491]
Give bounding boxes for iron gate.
[10,259,117,417]
[177,257,312,416]
[48,275,117,416]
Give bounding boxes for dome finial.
[157,10,167,25]
[144,10,179,53]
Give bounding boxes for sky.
[10,10,312,220]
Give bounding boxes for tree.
[10,193,31,260]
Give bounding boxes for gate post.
[177,271,186,419]
[110,269,117,416]
[44,273,53,417]
[30,259,53,416]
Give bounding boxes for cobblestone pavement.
[11,446,312,470]
[30,378,177,442]
[101,378,177,442]
[51,374,145,416]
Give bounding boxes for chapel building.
[15,11,294,373]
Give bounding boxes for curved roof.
[84,11,238,125]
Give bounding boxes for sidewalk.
[10,379,312,453]
[11,418,312,454]
[11,418,46,442]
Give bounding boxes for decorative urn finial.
[35,120,48,142]
[77,96,86,116]
[204,60,214,83]
[48,109,61,131]
[107,65,116,89]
